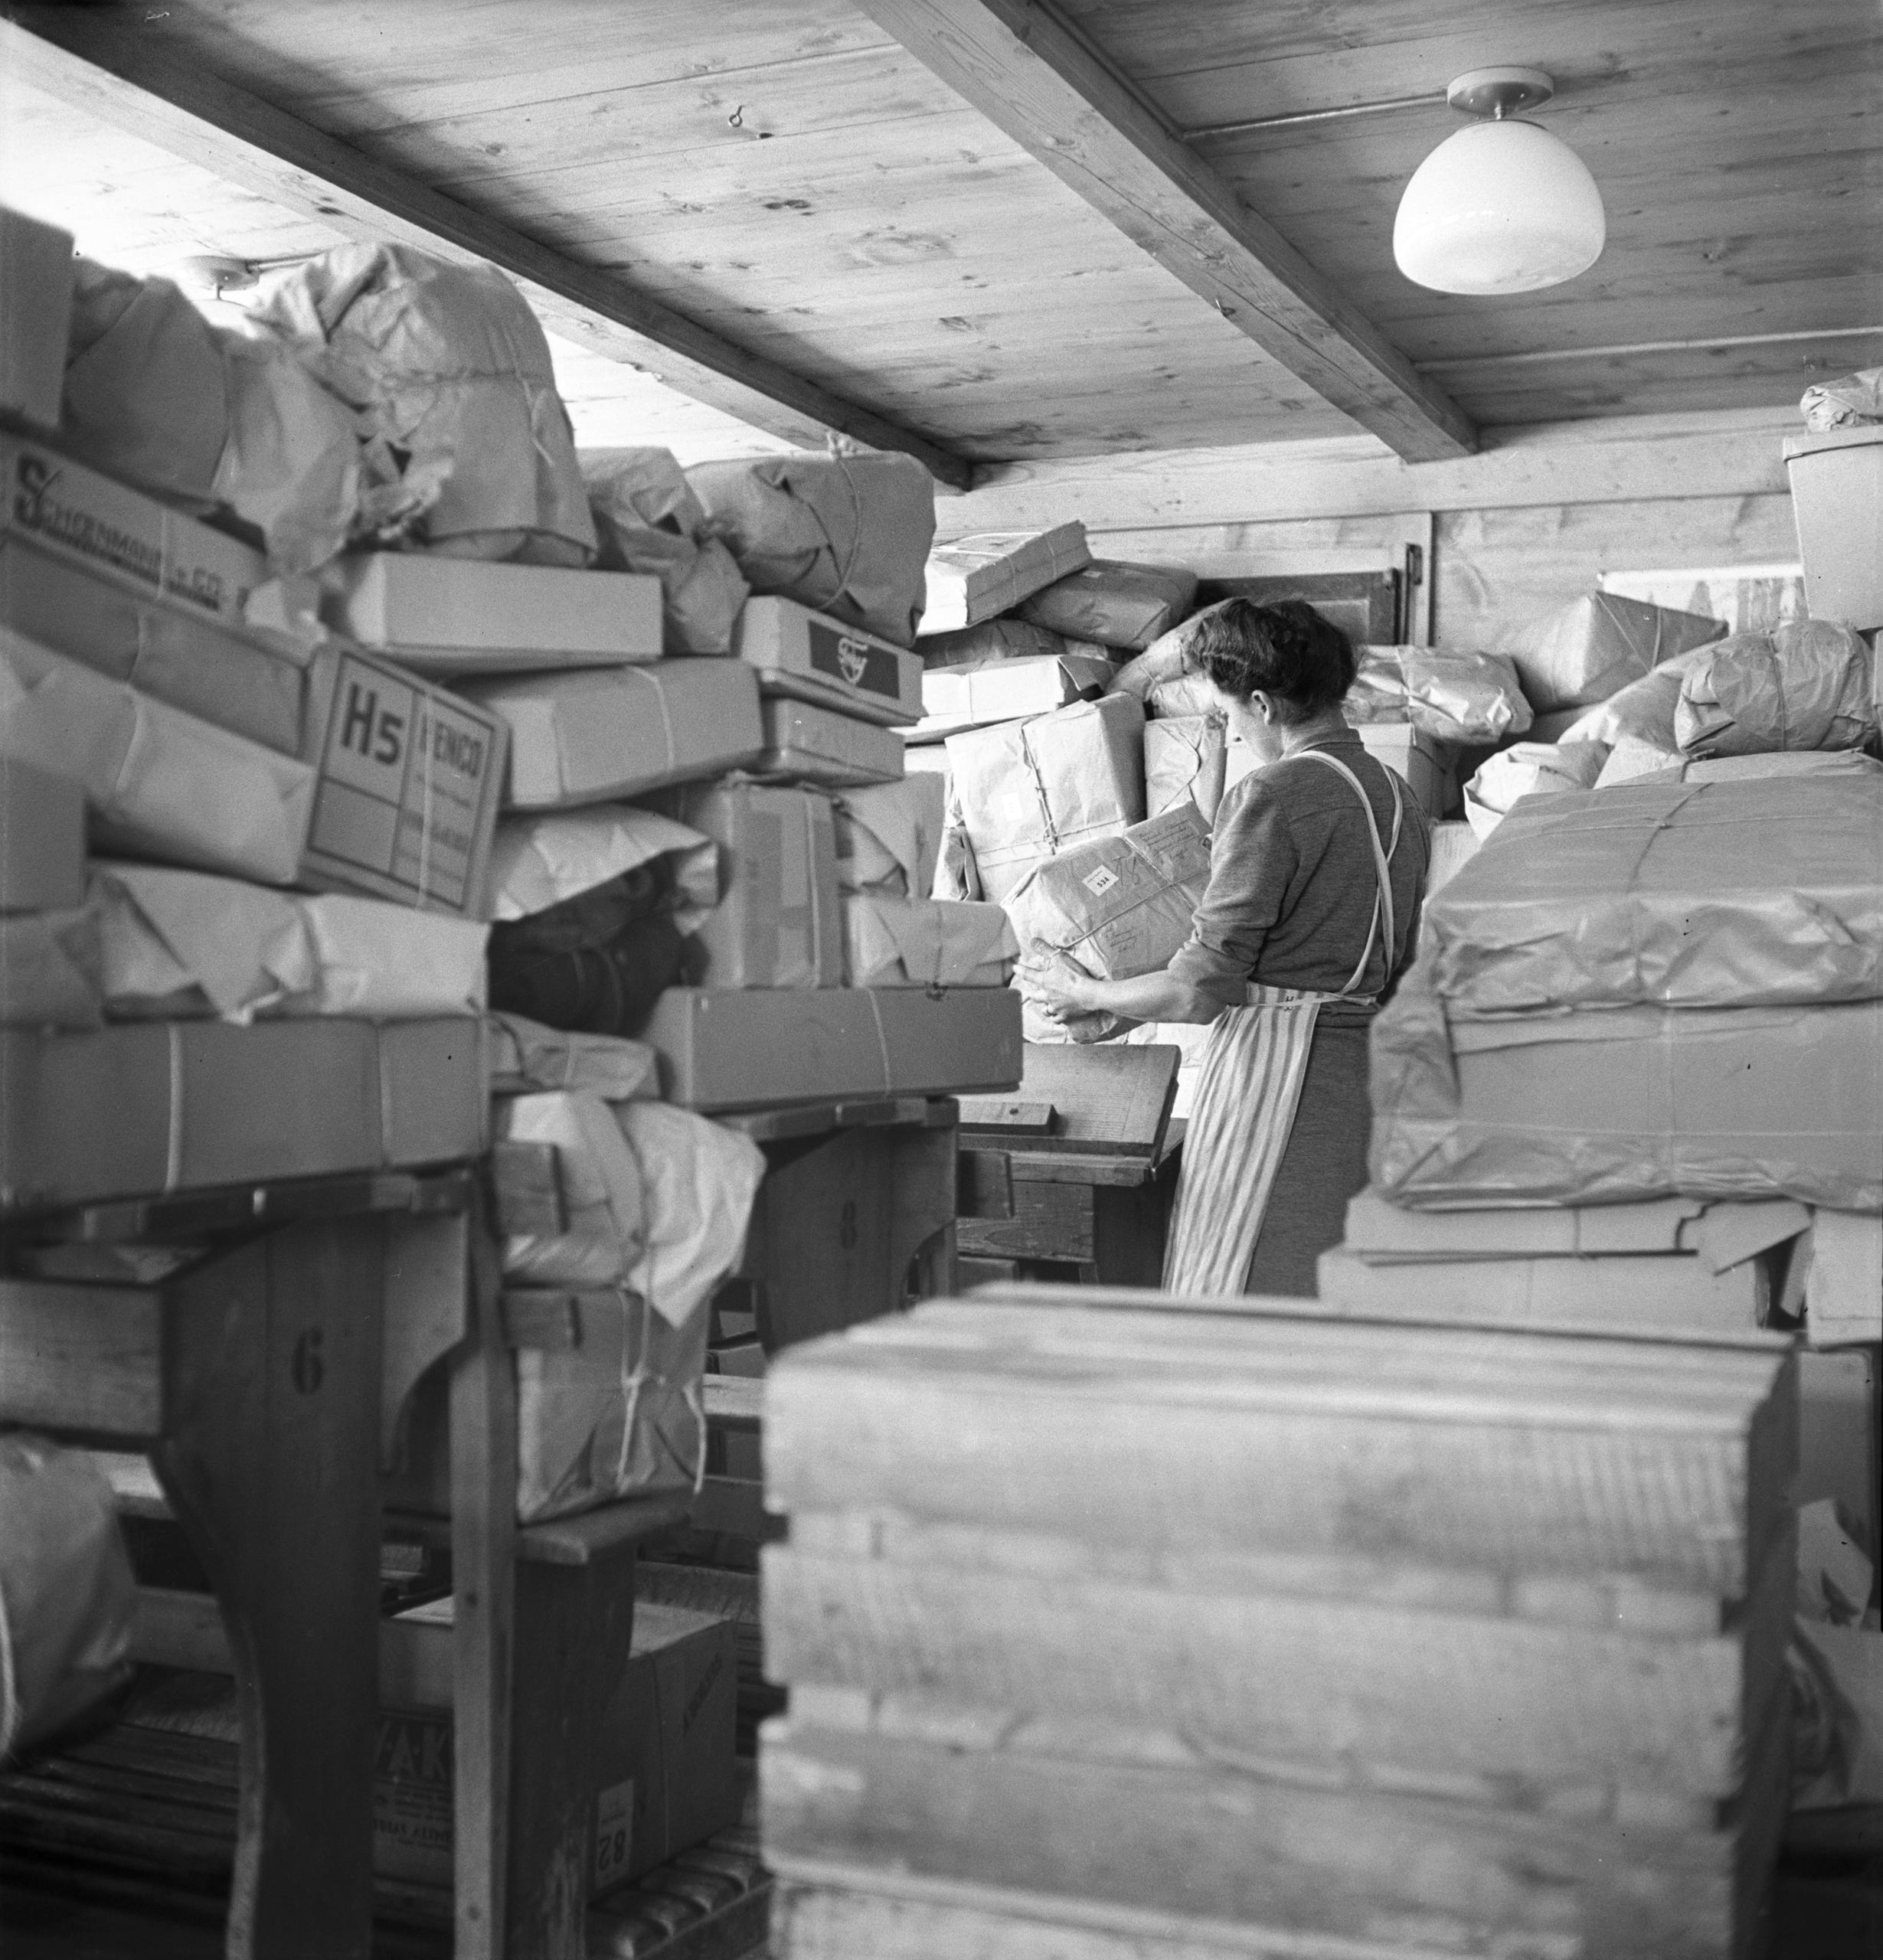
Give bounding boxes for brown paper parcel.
[1505,592,1727,715]
[485,1011,659,1102]
[842,893,1018,988]
[1144,714,1224,818]
[1463,740,1605,836]
[833,776,947,896]
[946,691,1146,902]
[1015,558,1199,652]
[1348,645,1534,744]
[583,447,749,653]
[1369,960,1883,1210]
[1006,802,1212,1043]
[1427,776,1883,1014]
[1674,620,1877,757]
[687,452,934,645]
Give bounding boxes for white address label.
[594,1777,634,1888]
[1082,864,1121,897]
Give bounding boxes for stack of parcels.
[759,1288,1800,1960]
[1367,773,1883,1350]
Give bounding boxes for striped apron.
[1162,751,1404,1295]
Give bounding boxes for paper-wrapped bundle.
[1505,593,1726,715]
[1674,620,1876,757]
[833,776,946,897]
[582,448,749,653]
[917,650,1114,737]
[1426,776,1883,1014]
[486,805,718,1037]
[1369,959,1883,1210]
[1,905,102,1028]
[1463,740,1606,836]
[254,243,595,566]
[61,260,361,576]
[687,452,933,645]
[914,618,1090,669]
[84,862,489,1023]
[1348,645,1533,744]
[1802,366,1883,432]
[842,892,1017,988]
[1007,802,1212,1043]
[1603,746,1883,790]
[1143,714,1227,818]
[1015,559,1199,652]
[662,782,842,989]
[919,523,1089,635]
[1107,606,1227,719]
[0,1436,136,1760]
[496,1088,649,1288]
[485,1011,659,1101]
[946,692,1145,903]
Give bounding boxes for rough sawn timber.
[853,0,1476,462]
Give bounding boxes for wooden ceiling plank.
[851,0,1476,461]
[2,7,976,489]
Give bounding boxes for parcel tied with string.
[842,893,1018,988]
[687,452,935,645]
[1347,645,1533,746]
[945,691,1146,903]
[1425,775,1883,1016]
[583,447,750,654]
[833,776,948,897]
[1006,803,1213,1044]
[1504,593,1727,716]
[253,243,596,566]
[1673,620,1877,758]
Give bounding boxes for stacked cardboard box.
[760,1287,1798,1960]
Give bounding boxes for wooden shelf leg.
[154,1216,387,1960]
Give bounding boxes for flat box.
[755,695,904,788]
[920,523,1091,635]
[464,658,763,809]
[1785,426,1883,633]
[1507,592,1726,715]
[0,756,83,911]
[917,650,1114,737]
[2,209,73,427]
[1371,967,1883,1211]
[642,985,1022,1111]
[2,533,307,753]
[319,553,663,672]
[1316,1246,1771,1336]
[1015,558,1198,652]
[0,426,267,626]
[666,781,842,989]
[0,1014,486,1214]
[1427,776,1883,1015]
[734,596,923,727]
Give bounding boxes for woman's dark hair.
[1184,597,1356,723]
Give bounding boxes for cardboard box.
[917,650,1115,737]
[920,523,1090,635]
[2,209,74,428]
[0,426,267,626]
[319,553,663,671]
[1,903,102,1027]
[665,782,842,990]
[1370,965,1883,1211]
[642,985,1022,1110]
[1786,426,1883,633]
[1,756,83,911]
[841,892,1017,988]
[733,595,923,727]
[1428,775,1883,1015]
[947,692,1145,903]
[464,658,763,809]
[2,532,309,753]
[0,1015,486,1213]
[1317,1245,1773,1336]
[754,694,904,787]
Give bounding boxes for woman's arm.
[1024,961,1222,1027]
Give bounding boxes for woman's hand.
[1019,956,1100,1025]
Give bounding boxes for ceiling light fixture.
[1393,68,1605,296]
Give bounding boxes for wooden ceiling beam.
[2,7,976,490]
[852,0,1477,463]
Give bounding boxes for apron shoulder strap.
[1290,747,1403,998]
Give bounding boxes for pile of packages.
[759,1286,1799,1959]
[0,207,1022,1539]
[906,522,1532,1067]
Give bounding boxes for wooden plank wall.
[943,408,1803,649]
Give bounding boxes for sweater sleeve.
[1166,777,1298,1009]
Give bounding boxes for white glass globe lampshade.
[1394,118,1605,295]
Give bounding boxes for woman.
[1027,598,1430,1296]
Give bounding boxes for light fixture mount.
[1445,67,1555,119]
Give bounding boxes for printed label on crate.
[4,434,259,619]
[309,653,493,907]
[374,1708,455,1882]
[807,617,901,702]
[593,1776,634,1890]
